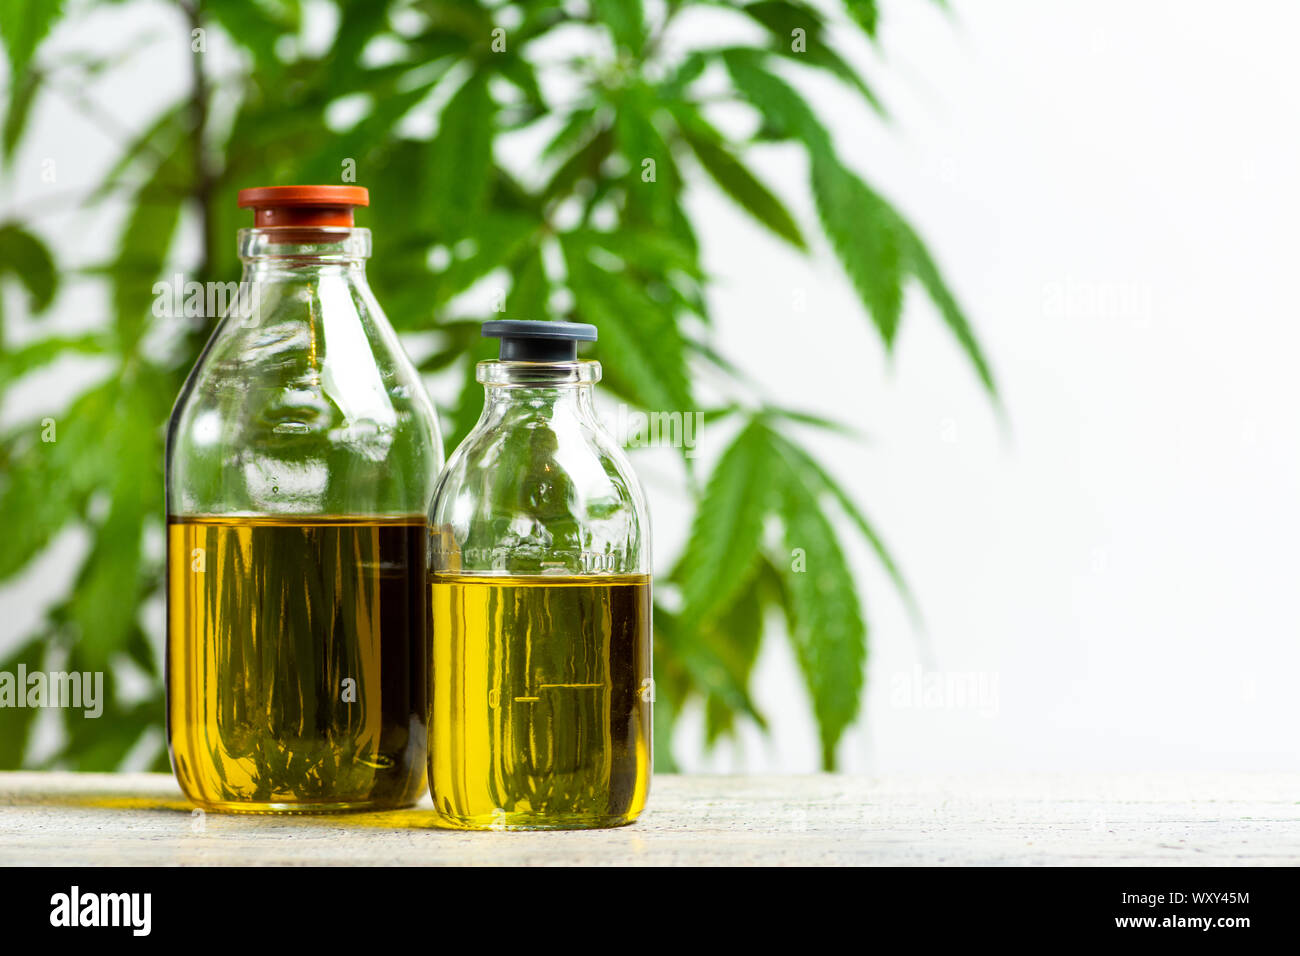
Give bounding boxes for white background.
[2,1,1297,773]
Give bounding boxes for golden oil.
[429,573,652,830]
[167,515,428,812]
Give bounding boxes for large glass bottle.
[428,321,652,829]
[165,185,443,812]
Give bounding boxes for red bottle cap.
[237,185,370,228]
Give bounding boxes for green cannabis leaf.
[426,71,495,240]
[675,106,807,250]
[0,0,996,772]
[774,439,869,769]
[670,415,905,763]
[0,0,64,82]
[673,421,777,621]
[0,223,58,316]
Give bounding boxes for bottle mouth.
[476,360,601,387]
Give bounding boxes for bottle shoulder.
[432,412,646,518]
[166,274,442,516]
[429,404,649,575]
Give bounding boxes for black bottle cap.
[482,320,598,362]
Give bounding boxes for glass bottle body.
[428,360,652,829]
[165,227,442,812]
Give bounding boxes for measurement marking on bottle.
[514,683,603,703]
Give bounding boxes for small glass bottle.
[428,321,652,829]
[166,185,443,812]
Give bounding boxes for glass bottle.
[165,185,443,812]
[427,320,652,829]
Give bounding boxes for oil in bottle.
[429,573,652,829]
[167,515,428,812]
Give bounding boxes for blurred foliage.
[0,0,993,772]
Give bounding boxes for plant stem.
[182,0,216,285]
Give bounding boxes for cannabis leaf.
[725,50,997,395]
[0,223,58,315]
[673,421,777,621]
[0,0,64,81]
[675,105,807,249]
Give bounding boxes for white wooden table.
[1,772,1296,865]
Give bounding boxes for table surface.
[1,772,1297,866]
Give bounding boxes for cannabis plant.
[0,0,993,771]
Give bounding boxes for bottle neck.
[238,227,371,280]
[476,360,603,423]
